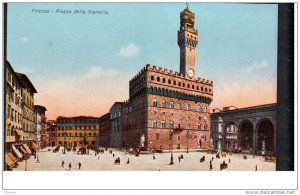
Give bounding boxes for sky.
[6,3,278,119]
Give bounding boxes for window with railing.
[152,121,157,128]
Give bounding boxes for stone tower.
[178,5,198,79]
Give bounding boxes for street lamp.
[36,141,40,163]
[169,129,174,165]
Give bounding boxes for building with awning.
[12,145,22,159]
[22,144,32,154]
[30,142,37,150]
[5,153,15,170]
[7,152,18,163]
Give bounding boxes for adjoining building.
[46,120,56,147]
[99,113,110,147]
[121,6,213,151]
[210,103,276,155]
[16,72,37,146]
[33,105,47,149]
[5,61,24,170]
[55,116,100,148]
[109,102,124,148]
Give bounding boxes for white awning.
[12,145,23,158]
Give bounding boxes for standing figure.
[127,158,130,164]
[61,160,64,168]
[255,164,258,171]
[78,162,81,170]
[69,163,72,171]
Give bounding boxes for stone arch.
[238,120,254,151]
[256,118,275,154]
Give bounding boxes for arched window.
[152,121,157,128]
[152,99,158,107]
[170,101,174,109]
[183,83,185,87]
[204,124,207,130]
[187,84,190,88]
[203,106,207,113]
[161,121,166,128]
[197,86,199,90]
[162,78,166,83]
[178,103,182,109]
[151,75,154,80]
[161,100,166,108]
[197,106,201,112]
[168,79,171,84]
[186,124,190,129]
[178,82,181,86]
[187,104,191,111]
[157,77,160,82]
[201,87,203,91]
[170,121,174,129]
[192,85,194,89]
[197,124,201,130]
[205,88,208,92]
[173,81,176,85]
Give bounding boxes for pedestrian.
[61,160,64,167]
[69,163,72,171]
[153,155,156,160]
[78,162,81,170]
[127,158,130,164]
[212,157,214,161]
[178,156,181,163]
[113,153,115,158]
[98,156,100,159]
[95,152,97,156]
[255,164,258,171]
[229,158,231,163]
[210,164,213,171]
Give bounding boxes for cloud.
[242,60,270,73]
[21,37,29,43]
[34,66,130,119]
[80,66,119,82]
[116,43,139,57]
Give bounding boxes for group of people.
[61,160,81,171]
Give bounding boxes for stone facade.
[109,102,124,148]
[46,120,56,147]
[121,6,213,151]
[16,73,37,144]
[5,61,24,150]
[55,116,100,148]
[99,113,110,147]
[34,105,47,149]
[210,103,276,155]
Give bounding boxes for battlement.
[146,64,213,85]
[130,64,213,86]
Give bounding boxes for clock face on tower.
[187,69,194,78]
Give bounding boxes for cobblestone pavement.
[13,148,275,171]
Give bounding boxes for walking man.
[127,158,130,164]
[61,160,64,167]
[69,163,72,171]
[78,162,81,170]
[178,156,181,163]
[255,164,258,171]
